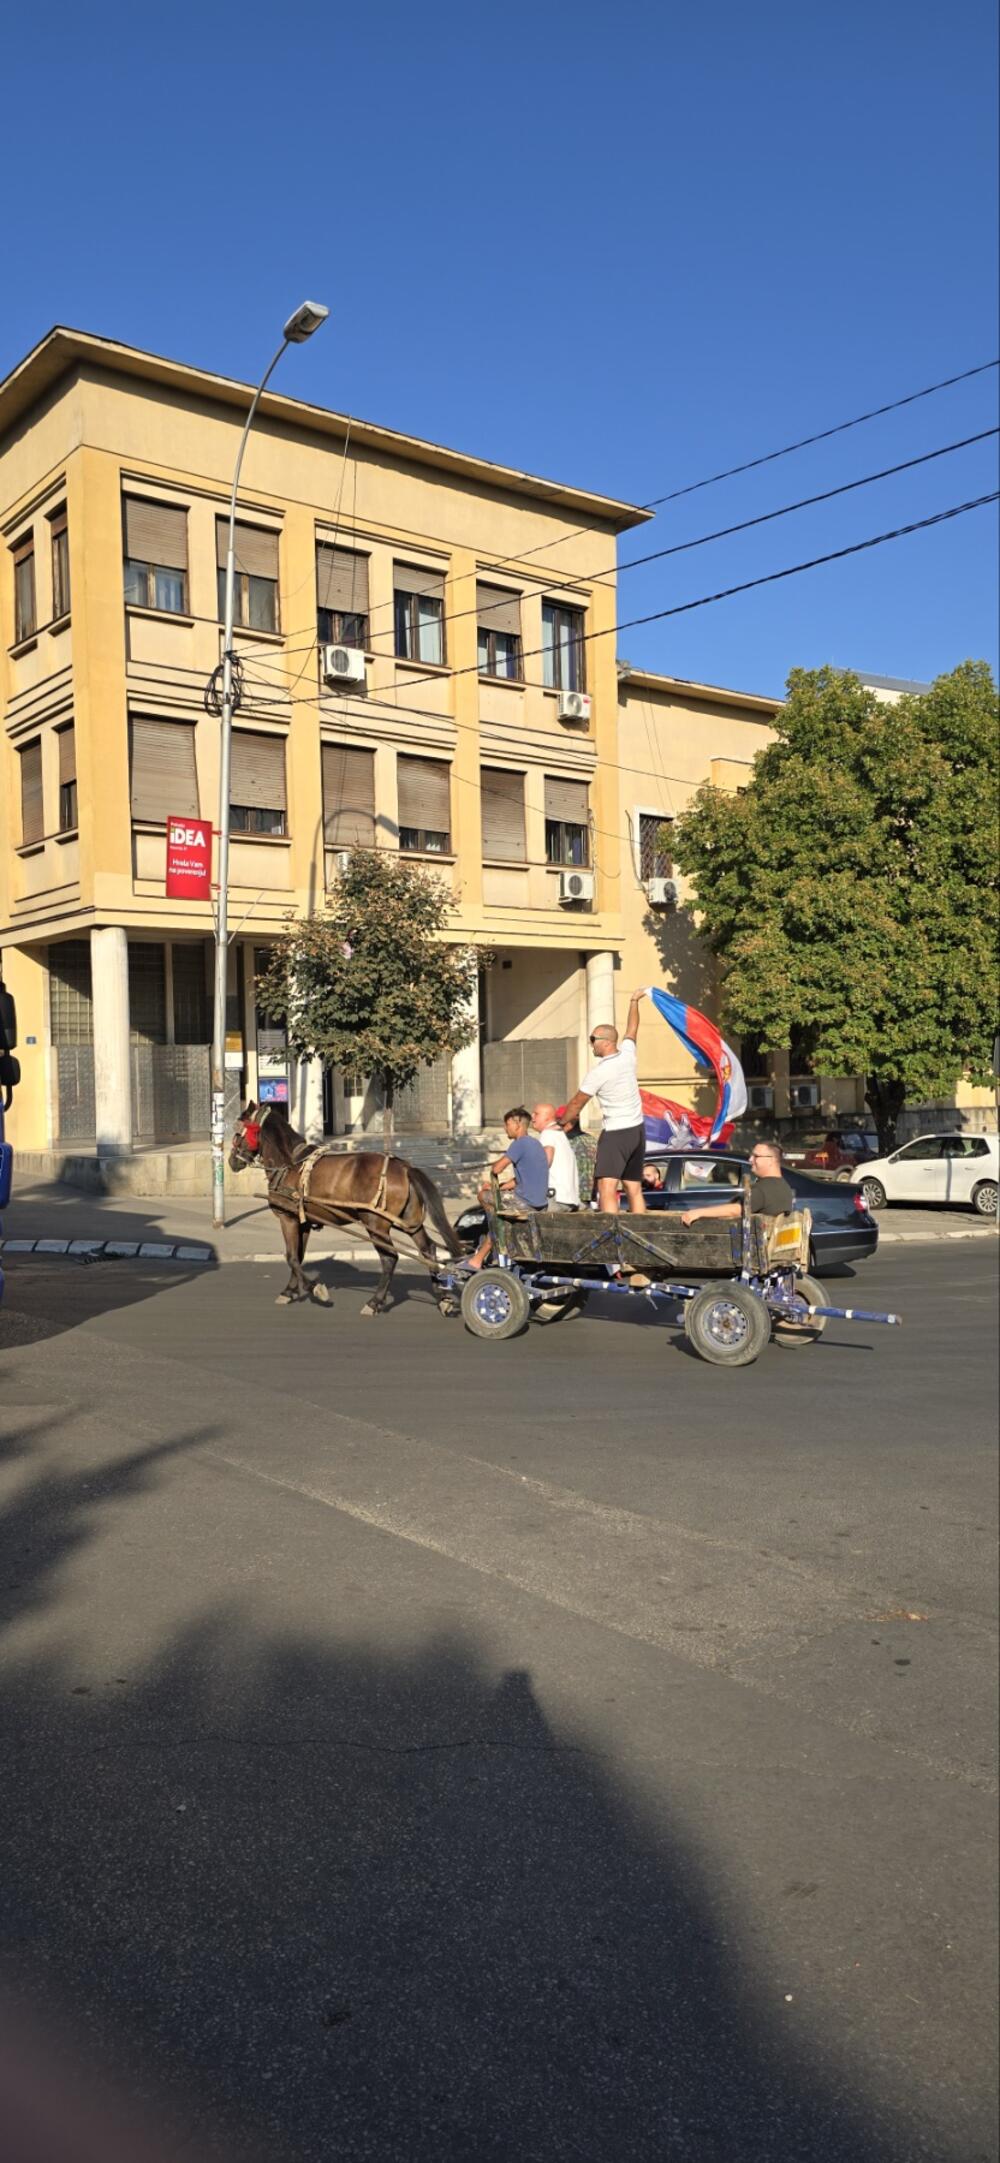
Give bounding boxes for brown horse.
[229,1101,462,1317]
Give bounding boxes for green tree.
[671,663,999,1152]
[257,851,480,1137]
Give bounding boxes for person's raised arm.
[624,989,646,1044]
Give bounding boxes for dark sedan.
[642,1149,877,1271]
[455,1152,877,1273]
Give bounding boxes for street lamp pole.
[210,302,329,1228]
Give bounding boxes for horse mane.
[259,1103,307,1163]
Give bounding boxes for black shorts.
[594,1122,646,1184]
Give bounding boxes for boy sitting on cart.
[465,1107,549,1272]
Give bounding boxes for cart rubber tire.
[461,1269,531,1340]
[771,1273,828,1348]
[861,1176,886,1210]
[535,1289,587,1324]
[683,1283,770,1367]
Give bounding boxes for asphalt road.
[0,1240,996,2162]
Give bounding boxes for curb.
[0,1237,429,1267]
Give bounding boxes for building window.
[322,743,376,848]
[541,601,585,692]
[476,585,522,681]
[230,730,287,835]
[50,510,70,620]
[544,775,590,866]
[216,519,279,633]
[19,738,44,847]
[123,496,189,615]
[57,724,78,832]
[129,717,199,826]
[394,565,445,666]
[789,1025,815,1076]
[317,543,370,650]
[637,812,672,881]
[12,536,36,643]
[397,755,451,853]
[172,942,210,1044]
[128,942,168,1045]
[50,939,93,1044]
[481,767,526,862]
[739,1034,769,1080]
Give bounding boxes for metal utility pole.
[210,302,328,1228]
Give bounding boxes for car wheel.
[460,1269,531,1340]
[683,1283,770,1367]
[835,1167,853,1182]
[971,1179,998,1218]
[861,1177,886,1210]
[771,1273,828,1348]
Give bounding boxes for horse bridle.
[231,1105,272,1168]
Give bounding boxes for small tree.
[672,663,999,1152]
[258,852,480,1137]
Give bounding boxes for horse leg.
[409,1221,459,1317]
[300,1222,332,1306]
[359,1219,398,1316]
[274,1212,308,1305]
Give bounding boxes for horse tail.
[407,1164,462,1258]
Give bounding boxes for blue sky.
[3,0,997,698]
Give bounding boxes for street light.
[210,301,329,1228]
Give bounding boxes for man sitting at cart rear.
[680,1141,794,1225]
[466,1107,549,1272]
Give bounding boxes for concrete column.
[91,926,132,1151]
[291,1057,324,1140]
[586,951,615,1037]
[451,975,482,1134]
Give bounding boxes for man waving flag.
[643,989,748,1146]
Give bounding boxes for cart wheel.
[535,1289,587,1325]
[771,1273,828,1348]
[461,1268,531,1340]
[683,1283,770,1367]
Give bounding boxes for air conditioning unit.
[557,690,591,726]
[790,1080,821,1109]
[322,643,366,686]
[558,869,595,905]
[331,849,352,877]
[646,877,678,908]
[748,1083,774,1111]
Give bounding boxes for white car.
[860,1133,998,1216]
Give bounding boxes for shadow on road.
[0,1431,930,2163]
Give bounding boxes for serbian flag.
[640,1091,726,1150]
[644,988,748,1145]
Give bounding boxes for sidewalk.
[1,1180,995,1268]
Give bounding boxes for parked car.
[783,1128,878,1178]
[456,1150,878,1273]
[859,1133,999,1217]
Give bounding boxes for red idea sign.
[166,816,212,899]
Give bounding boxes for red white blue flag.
[643,989,748,1145]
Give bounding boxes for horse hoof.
[360,1300,377,1317]
[311,1282,331,1306]
[275,1293,293,1307]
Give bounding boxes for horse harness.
[249,1110,411,1232]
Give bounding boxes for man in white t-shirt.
[558,990,648,1213]
[531,1102,581,1208]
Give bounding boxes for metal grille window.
[476,585,522,681]
[58,725,78,832]
[128,942,167,1044]
[123,496,188,614]
[50,510,70,620]
[172,942,210,1044]
[19,739,43,847]
[638,812,672,880]
[216,519,280,632]
[230,730,287,835]
[394,564,446,666]
[541,601,585,692]
[13,536,36,643]
[317,544,370,649]
[50,940,93,1044]
[481,768,526,862]
[322,743,376,848]
[130,718,199,825]
[544,775,590,867]
[397,755,451,853]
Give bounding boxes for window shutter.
[316,545,370,615]
[230,730,287,811]
[322,743,376,846]
[129,718,199,824]
[19,740,44,846]
[393,562,446,601]
[544,776,589,824]
[123,497,188,569]
[476,585,521,636]
[58,724,76,786]
[398,756,451,834]
[215,519,279,579]
[481,767,526,861]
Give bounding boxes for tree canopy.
[671,663,999,1148]
[257,852,479,1131]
